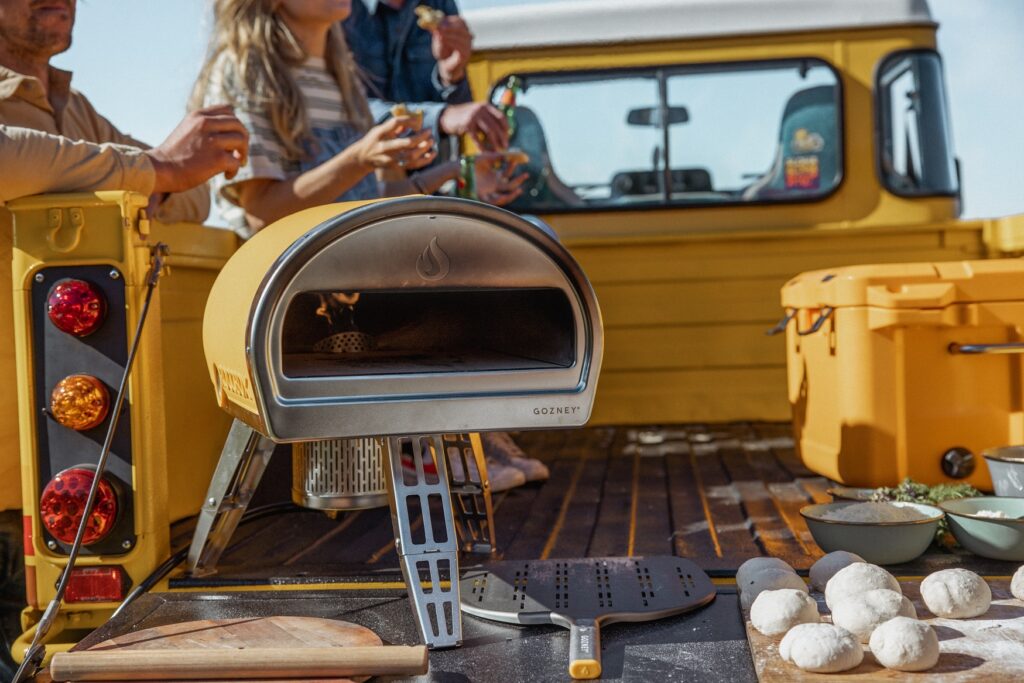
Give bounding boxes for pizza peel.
[460,556,716,679]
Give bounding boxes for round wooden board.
[58,616,384,683]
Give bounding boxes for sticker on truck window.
[785,155,820,189]
[790,128,825,153]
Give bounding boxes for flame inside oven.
[312,291,376,354]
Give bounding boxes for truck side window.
[877,51,958,197]
[493,59,842,213]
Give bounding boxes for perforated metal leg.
[187,419,276,576]
[385,434,462,648]
[446,433,496,556]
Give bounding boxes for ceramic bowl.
[826,486,875,502]
[939,497,1024,561]
[983,446,1024,497]
[800,501,943,565]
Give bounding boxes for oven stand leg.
[447,433,496,556]
[385,434,462,649]
[187,419,276,577]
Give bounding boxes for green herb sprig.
[870,478,980,544]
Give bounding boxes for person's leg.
[401,435,527,492]
[480,431,550,482]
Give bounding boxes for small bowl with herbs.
[801,500,944,565]
[939,497,1024,561]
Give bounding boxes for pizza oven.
[189,197,603,650]
[203,196,602,441]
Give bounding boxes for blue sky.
[52,0,1024,219]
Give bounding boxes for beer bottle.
[457,155,477,199]
[498,75,522,139]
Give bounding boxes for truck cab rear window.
[494,59,842,212]
[876,50,959,197]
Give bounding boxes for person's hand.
[146,104,249,193]
[439,102,509,152]
[350,116,437,171]
[473,152,528,206]
[431,15,472,86]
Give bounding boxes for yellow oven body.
[782,259,1024,489]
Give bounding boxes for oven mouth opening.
[281,288,577,377]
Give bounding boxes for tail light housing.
[50,374,110,431]
[46,278,106,337]
[39,467,118,546]
[31,265,136,558]
[64,566,127,603]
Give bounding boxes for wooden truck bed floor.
[11,423,1023,681]
[173,422,1017,585]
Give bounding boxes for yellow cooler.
[780,259,1024,489]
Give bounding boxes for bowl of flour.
[800,501,944,565]
[939,496,1024,561]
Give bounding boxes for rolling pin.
[49,645,428,681]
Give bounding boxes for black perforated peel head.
[460,556,716,679]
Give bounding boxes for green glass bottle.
[498,75,522,139]
[457,155,477,199]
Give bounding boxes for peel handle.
[568,618,601,679]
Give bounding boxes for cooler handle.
[765,307,833,336]
[948,342,1024,355]
[765,309,796,336]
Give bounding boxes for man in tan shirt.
[0,0,250,507]
[0,125,155,203]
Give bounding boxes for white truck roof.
[465,0,934,51]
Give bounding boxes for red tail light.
[39,468,118,545]
[47,279,106,337]
[64,566,126,603]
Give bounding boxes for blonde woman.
[192,0,524,235]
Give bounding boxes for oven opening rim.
[268,381,594,407]
[273,285,587,381]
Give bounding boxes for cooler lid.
[780,259,1024,310]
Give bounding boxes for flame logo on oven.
[416,236,451,281]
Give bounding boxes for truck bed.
[15,423,1020,681]
[172,422,1016,587]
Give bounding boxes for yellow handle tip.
[569,659,602,679]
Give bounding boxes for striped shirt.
[207,56,378,236]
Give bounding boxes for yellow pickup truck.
[1,0,1022,678]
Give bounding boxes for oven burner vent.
[312,331,375,354]
[292,438,387,510]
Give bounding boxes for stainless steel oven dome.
[203,196,603,442]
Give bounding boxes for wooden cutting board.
[42,616,383,683]
[746,579,1024,682]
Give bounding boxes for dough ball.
[830,589,917,642]
[825,563,900,610]
[740,568,807,610]
[736,557,795,588]
[810,551,865,592]
[920,568,991,618]
[868,617,939,672]
[780,623,863,673]
[1011,565,1024,601]
[750,588,820,636]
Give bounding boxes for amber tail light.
[50,374,110,431]
[39,467,118,546]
